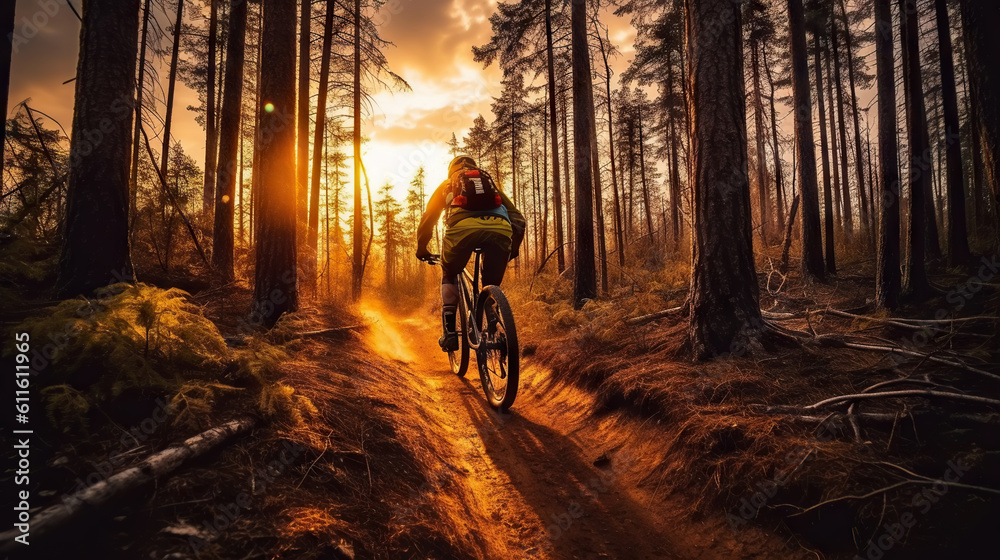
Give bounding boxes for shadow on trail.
[456,375,679,560]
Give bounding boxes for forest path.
[354,303,716,560]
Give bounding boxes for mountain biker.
[415,155,525,352]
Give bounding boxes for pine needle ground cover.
[1,283,481,559]
[515,258,1000,559]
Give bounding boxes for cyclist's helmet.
[448,155,477,176]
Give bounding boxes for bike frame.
[459,249,484,350]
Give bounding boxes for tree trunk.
[751,43,771,242]
[571,0,596,307]
[935,0,970,265]
[531,133,539,269]
[838,0,870,242]
[899,0,932,297]
[297,0,310,232]
[308,0,335,290]
[561,88,573,255]
[238,108,245,244]
[211,0,247,281]
[763,47,785,233]
[822,36,843,241]
[250,5,263,247]
[0,0,13,186]
[352,0,363,300]
[788,0,825,281]
[128,0,152,227]
[875,0,901,309]
[687,0,762,359]
[670,117,683,250]
[57,0,139,297]
[254,0,299,328]
[814,31,836,274]
[626,115,635,240]
[161,0,185,177]
[542,101,550,260]
[830,17,854,242]
[638,102,653,240]
[599,30,624,266]
[961,0,1000,249]
[203,0,219,214]
[590,87,608,295]
[615,117,627,250]
[668,48,684,249]
[545,0,565,272]
[511,104,519,275]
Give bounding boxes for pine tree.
[57,0,139,297]
[688,0,763,358]
[874,0,901,309]
[253,0,299,328]
[211,0,248,281]
[788,0,825,280]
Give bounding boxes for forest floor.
[4,254,999,559]
[519,252,1000,560]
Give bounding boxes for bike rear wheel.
[447,275,471,376]
[475,286,519,410]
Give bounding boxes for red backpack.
[448,167,503,211]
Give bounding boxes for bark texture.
[254,0,299,328]
[57,0,139,297]
[687,0,763,358]
[960,0,999,249]
[787,0,825,280]
[212,0,248,280]
[875,0,901,309]
[571,0,596,307]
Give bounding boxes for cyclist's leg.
[439,225,476,349]
[479,231,512,287]
[476,230,512,331]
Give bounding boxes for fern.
[170,382,242,430]
[40,385,90,433]
[13,283,317,432]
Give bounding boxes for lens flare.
[264,102,275,113]
[221,195,230,204]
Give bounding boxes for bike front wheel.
[474,286,519,410]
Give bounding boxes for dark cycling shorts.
[441,216,512,286]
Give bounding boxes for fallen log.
[803,389,1000,410]
[297,324,370,337]
[625,306,684,326]
[0,417,256,551]
[765,410,998,424]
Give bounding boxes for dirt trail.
[356,306,745,560]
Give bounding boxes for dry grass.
[515,254,1000,557]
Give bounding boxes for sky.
[6,0,634,201]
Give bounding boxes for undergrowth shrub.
[0,234,57,305]
[508,256,689,345]
[11,283,315,433]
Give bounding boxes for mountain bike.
[420,250,519,410]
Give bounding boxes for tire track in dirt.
[360,306,684,560]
